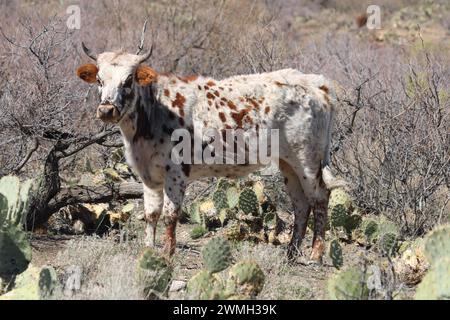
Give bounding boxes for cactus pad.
[226,187,240,208]
[238,188,259,216]
[225,222,248,242]
[329,239,343,269]
[136,248,172,297]
[202,237,232,273]
[423,225,450,265]
[328,266,369,300]
[186,270,225,300]
[378,232,398,256]
[213,189,229,212]
[38,266,58,299]
[415,257,450,300]
[227,261,265,297]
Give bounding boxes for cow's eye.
[97,77,103,86]
[123,75,133,88]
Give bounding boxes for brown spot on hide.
[206,80,216,87]
[265,106,271,114]
[179,74,199,82]
[172,92,186,109]
[227,101,237,110]
[319,85,329,94]
[164,89,170,97]
[206,92,215,100]
[274,81,287,87]
[218,112,226,122]
[231,109,250,128]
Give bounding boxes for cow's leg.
[279,157,330,264]
[161,166,188,256]
[298,167,330,264]
[143,185,163,247]
[278,159,311,260]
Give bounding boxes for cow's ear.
[135,65,158,86]
[76,63,98,83]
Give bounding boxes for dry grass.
[53,236,144,300]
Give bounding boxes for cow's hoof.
[308,252,323,266]
[287,244,303,263]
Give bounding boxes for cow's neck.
[119,83,160,143]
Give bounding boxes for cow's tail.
[321,80,347,191]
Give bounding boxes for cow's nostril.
[99,106,114,116]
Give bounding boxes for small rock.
[73,220,85,235]
[63,265,83,297]
[169,280,186,292]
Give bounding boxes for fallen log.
[47,182,143,215]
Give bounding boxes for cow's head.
[76,43,157,123]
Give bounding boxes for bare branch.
[12,138,39,174]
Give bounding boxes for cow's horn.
[137,44,153,63]
[81,42,97,61]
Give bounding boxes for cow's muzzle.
[97,104,120,123]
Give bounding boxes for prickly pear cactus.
[252,181,265,203]
[0,176,33,280]
[328,189,352,221]
[202,237,232,274]
[328,266,370,300]
[329,239,343,269]
[226,187,240,208]
[330,204,348,228]
[362,219,379,244]
[227,261,265,297]
[378,232,398,256]
[343,214,362,236]
[423,225,450,265]
[186,270,225,300]
[0,264,40,300]
[415,257,450,300]
[189,199,220,229]
[213,189,229,212]
[328,189,361,239]
[136,248,172,298]
[219,208,236,226]
[225,221,248,242]
[328,188,352,208]
[216,178,233,192]
[38,266,58,299]
[238,188,259,216]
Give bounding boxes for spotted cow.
[76,45,341,263]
